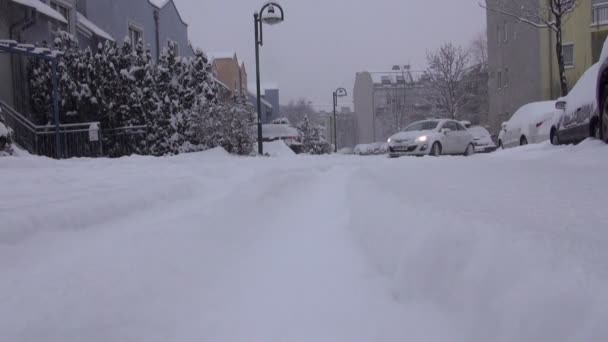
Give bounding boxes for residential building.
[247,90,273,123]
[353,65,433,144]
[262,85,280,122]
[322,107,357,149]
[210,52,248,96]
[1,0,194,114]
[247,84,280,124]
[487,0,601,134]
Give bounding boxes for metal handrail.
[0,99,37,132]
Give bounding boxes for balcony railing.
[593,2,608,25]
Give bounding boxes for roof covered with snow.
[370,71,417,86]
[247,90,273,108]
[148,0,170,8]
[147,0,188,26]
[208,52,236,62]
[76,12,114,42]
[10,0,67,24]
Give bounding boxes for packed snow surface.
[1,141,608,342]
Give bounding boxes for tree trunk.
[554,15,569,97]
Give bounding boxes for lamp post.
[254,2,284,156]
[333,87,347,153]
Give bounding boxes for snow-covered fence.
[0,99,104,158]
[102,125,148,157]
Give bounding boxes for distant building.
[486,0,605,133]
[321,108,357,149]
[209,52,248,97]
[248,84,280,124]
[247,90,273,123]
[353,65,433,144]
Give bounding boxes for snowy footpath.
[1,142,608,342]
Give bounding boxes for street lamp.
[254,2,285,155]
[333,87,348,153]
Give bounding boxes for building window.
[50,1,70,32]
[497,25,502,46]
[128,23,143,48]
[497,70,503,91]
[504,68,509,88]
[563,43,574,68]
[168,40,179,55]
[503,22,508,44]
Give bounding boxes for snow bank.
[259,140,296,157]
[0,122,8,137]
[1,142,608,342]
[347,142,608,342]
[354,142,388,155]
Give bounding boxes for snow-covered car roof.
[262,124,299,139]
[560,63,599,114]
[508,101,556,127]
[467,126,491,138]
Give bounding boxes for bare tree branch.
[479,2,555,31]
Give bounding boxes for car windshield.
[403,121,439,132]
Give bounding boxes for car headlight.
[387,138,392,143]
[415,135,428,143]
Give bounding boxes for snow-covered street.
[2,142,608,342]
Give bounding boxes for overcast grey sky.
[178,0,486,108]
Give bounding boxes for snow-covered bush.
[27,33,253,157]
[0,111,14,156]
[296,116,332,155]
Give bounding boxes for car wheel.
[551,129,559,145]
[430,142,441,157]
[464,143,475,156]
[520,136,528,146]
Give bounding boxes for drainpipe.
[153,10,160,61]
[549,27,554,99]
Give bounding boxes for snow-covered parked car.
[597,39,608,141]
[468,126,497,153]
[498,101,556,149]
[354,142,388,155]
[262,124,303,154]
[550,63,601,145]
[387,119,474,157]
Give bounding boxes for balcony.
[592,2,608,26]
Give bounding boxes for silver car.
[387,120,475,157]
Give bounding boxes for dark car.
[551,63,601,145]
[596,45,608,142]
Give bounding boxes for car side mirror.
[555,101,566,110]
[440,128,452,134]
[501,122,507,131]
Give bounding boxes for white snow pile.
[1,142,608,342]
[354,142,388,155]
[259,140,296,157]
[0,121,8,137]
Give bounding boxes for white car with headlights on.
[387,119,475,157]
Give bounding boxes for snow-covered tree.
[297,115,332,155]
